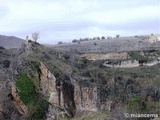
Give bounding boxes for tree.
[97,37,100,40]
[107,36,112,39]
[32,32,40,42]
[116,35,120,38]
[72,39,78,43]
[101,36,105,39]
[57,41,63,45]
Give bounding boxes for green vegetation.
[128,96,160,114]
[16,73,48,119]
[31,60,40,70]
[60,111,111,120]
[14,41,160,119]
[129,52,150,61]
[128,96,142,111]
[16,73,35,104]
[79,57,90,64]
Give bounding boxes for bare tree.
[32,32,40,42]
[116,35,120,38]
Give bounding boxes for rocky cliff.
[81,52,128,60]
[1,41,160,120]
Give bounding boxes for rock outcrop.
[103,59,160,68]
[39,62,65,107]
[8,81,28,115]
[73,80,98,114]
[81,52,128,60]
[39,62,107,119]
[39,62,70,119]
[1,39,160,120]
[38,61,116,119]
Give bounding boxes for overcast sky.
[0,0,160,44]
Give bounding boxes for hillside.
[51,37,153,53]
[0,35,24,49]
[0,39,160,120]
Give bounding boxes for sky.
[0,0,160,44]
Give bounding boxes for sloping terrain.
[0,35,24,49]
[0,40,160,120]
[51,37,152,53]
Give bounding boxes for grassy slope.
[49,37,151,53]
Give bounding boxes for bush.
[81,57,90,64]
[16,73,49,119]
[57,41,63,45]
[101,36,105,39]
[128,96,141,111]
[129,52,149,61]
[0,46,5,49]
[16,73,35,104]
[94,42,97,45]
[116,35,120,38]
[72,39,78,43]
[2,60,11,68]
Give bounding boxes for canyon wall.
[38,62,110,119]
[81,52,128,60]
[103,59,160,68]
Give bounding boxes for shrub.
[116,35,120,38]
[94,42,97,45]
[128,96,160,113]
[128,96,141,111]
[129,52,149,61]
[2,60,11,68]
[0,46,5,49]
[57,41,63,45]
[101,36,105,39]
[16,73,49,119]
[72,39,78,43]
[16,73,35,104]
[81,57,90,64]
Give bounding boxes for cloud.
[84,5,159,24]
[0,0,99,31]
[0,0,159,44]
[0,7,9,18]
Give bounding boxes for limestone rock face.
[81,52,128,60]
[8,81,28,115]
[72,79,114,115]
[39,62,67,119]
[39,62,114,119]
[0,81,5,119]
[39,62,103,119]
[0,48,27,119]
[0,80,28,119]
[73,81,98,114]
[39,62,64,106]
